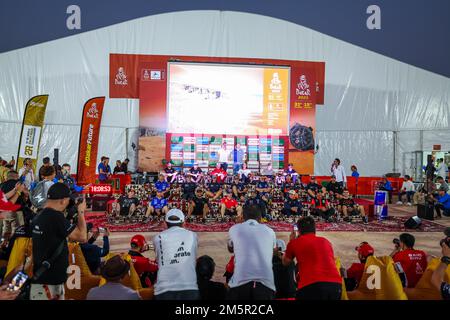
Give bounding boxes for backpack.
[30,180,48,209]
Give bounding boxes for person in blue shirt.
[80,223,110,274]
[379,176,393,204]
[146,190,169,218]
[256,175,271,202]
[433,187,450,218]
[351,165,360,178]
[232,144,245,175]
[98,157,111,182]
[154,174,170,198]
[55,163,87,193]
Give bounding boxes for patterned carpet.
[85,212,446,233]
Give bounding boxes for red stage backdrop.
[110,54,325,174]
[77,97,105,184]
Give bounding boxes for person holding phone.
[80,223,110,274]
[18,158,35,189]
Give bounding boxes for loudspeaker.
[417,203,434,220]
[53,148,59,167]
[404,216,422,229]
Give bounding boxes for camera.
[66,193,84,222]
[440,227,450,247]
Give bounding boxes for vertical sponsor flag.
[17,95,49,172]
[77,97,105,184]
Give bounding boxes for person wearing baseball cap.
[346,242,375,290]
[30,183,87,300]
[153,209,200,300]
[128,234,158,287]
[282,190,302,216]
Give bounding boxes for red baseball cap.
[130,234,147,248]
[0,191,21,212]
[356,242,375,258]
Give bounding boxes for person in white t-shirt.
[238,163,251,183]
[153,209,200,300]
[18,158,36,189]
[436,158,448,181]
[331,158,347,187]
[397,175,415,206]
[227,204,277,300]
[217,142,230,172]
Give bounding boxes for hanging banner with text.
[16,95,49,172]
[77,97,105,184]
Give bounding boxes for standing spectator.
[153,209,199,300]
[86,255,141,300]
[113,160,122,174]
[196,255,227,300]
[346,242,375,290]
[218,142,230,171]
[431,242,450,300]
[80,224,110,274]
[390,233,428,288]
[0,160,10,184]
[273,239,296,299]
[232,144,245,175]
[98,157,111,183]
[379,176,393,204]
[436,159,448,182]
[283,216,342,300]
[57,163,86,193]
[18,158,35,189]
[128,234,158,287]
[30,183,87,300]
[397,175,415,206]
[351,165,359,196]
[432,186,450,218]
[227,205,276,300]
[120,158,130,173]
[331,158,347,188]
[38,157,51,181]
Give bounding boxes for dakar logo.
[296,75,311,97]
[269,72,282,93]
[115,67,128,86]
[86,103,99,119]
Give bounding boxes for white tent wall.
[0,11,449,175]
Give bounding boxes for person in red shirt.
[210,163,227,183]
[346,242,375,290]
[220,192,243,220]
[283,216,342,300]
[390,233,428,288]
[128,234,158,287]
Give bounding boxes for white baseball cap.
[165,208,185,223]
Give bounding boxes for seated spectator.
[205,175,223,200]
[256,175,271,202]
[163,162,178,183]
[282,175,296,198]
[379,176,393,204]
[128,234,158,287]
[431,242,450,300]
[283,216,342,300]
[274,172,285,186]
[397,175,415,206]
[80,224,110,274]
[326,175,344,199]
[283,190,302,216]
[196,255,227,300]
[188,164,203,184]
[153,209,200,300]
[306,176,321,199]
[227,205,276,300]
[211,163,227,184]
[113,160,122,174]
[346,242,375,291]
[284,163,299,183]
[390,233,428,288]
[338,190,368,224]
[244,190,268,219]
[432,186,450,218]
[181,175,197,200]
[310,193,335,222]
[87,255,141,300]
[146,190,169,218]
[220,192,242,220]
[273,239,296,299]
[112,189,140,218]
[231,175,247,201]
[154,174,170,198]
[436,176,449,192]
[238,163,251,183]
[188,188,209,219]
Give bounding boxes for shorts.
[192,201,207,215]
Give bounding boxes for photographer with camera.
[30,183,87,300]
[430,186,450,218]
[431,228,450,300]
[80,224,110,274]
[390,233,428,288]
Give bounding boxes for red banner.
[77,97,105,184]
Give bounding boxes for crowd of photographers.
[0,156,448,300]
